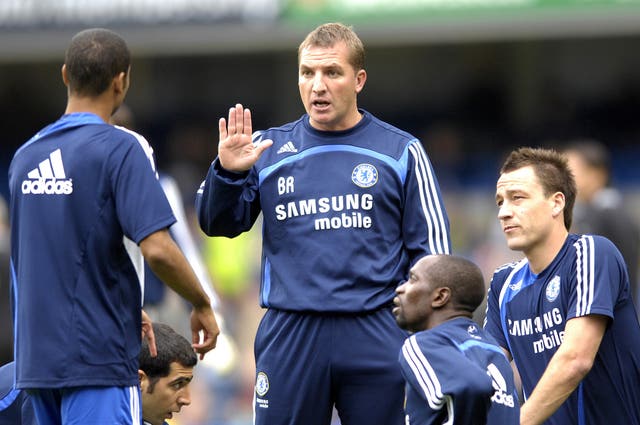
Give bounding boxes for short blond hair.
[298,22,365,71]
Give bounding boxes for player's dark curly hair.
[298,22,365,71]
[139,323,197,393]
[500,147,576,231]
[64,28,130,97]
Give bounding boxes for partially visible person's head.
[139,323,198,425]
[563,139,610,203]
[110,103,135,129]
[298,22,365,71]
[499,147,576,231]
[393,255,485,333]
[64,28,130,98]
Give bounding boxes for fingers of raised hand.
[219,117,228,140]
[227,104,246,135]
[243,107,252,136]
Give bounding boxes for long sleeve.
[196,158,262,237]
[402,140,450,263]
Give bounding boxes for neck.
[425,311,471,330]
[65,95,114,123]
[525,229,568,274]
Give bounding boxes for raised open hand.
[218,103,272,172]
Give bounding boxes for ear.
[61,64,69,87]
[354,69,367,94]
[551,191,566,218]
[431,287,451,308]
[138,370,147,390]
[113,71,128,96]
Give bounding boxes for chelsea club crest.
[256,371,269,396]
[546,276,561,302]
[352,163,378,188]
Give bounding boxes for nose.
[497,202,512,220]
[312,72,326,92]
[396,281,407,294]
[177,388,191,407]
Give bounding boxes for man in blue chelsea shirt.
[485,147,640,425]
[196,22,450,425]
[8,28,219,424]
[394,254,519,424]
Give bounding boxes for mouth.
[392,298,401,315]
[311,99,331,111]
[503,224,518,234]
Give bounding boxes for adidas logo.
[276,141,298,154]
[21,148,73,195]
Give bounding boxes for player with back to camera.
[8,28,219,424]
[485,147,640,425]
[394,254,519,425]
[196,22,450,425]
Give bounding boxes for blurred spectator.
[564,139,640,307]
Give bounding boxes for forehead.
[299,42,350,67]
[496,166,542,195]
[163,362,194,382]
[410,255,438,279]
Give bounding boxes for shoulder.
[569,233,622,261]
[572,233,616,248]
[403,327,455,355]
[490,259,525,285]
[112,126,153,153]
[364,110,417,142]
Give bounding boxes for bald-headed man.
[394,255,519,425]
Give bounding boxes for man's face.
[496,165,557,255]
[140,362,194,425]
[298,41,366,131]
[393,256,437,333]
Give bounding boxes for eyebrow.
[496,187,525,198]
[299,62,342,70]
[169,376,193,386]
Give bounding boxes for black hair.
[428,255,486,314]
[64,28,130,97]
[139,323,197,392]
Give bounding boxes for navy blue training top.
[9,113,175,389]
[197,110,450,313]
[485,234,640,425]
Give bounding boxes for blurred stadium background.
[1,0,640,424]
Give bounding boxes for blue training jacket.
[197,110,450,313]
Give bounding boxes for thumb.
[254,139,273,156]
